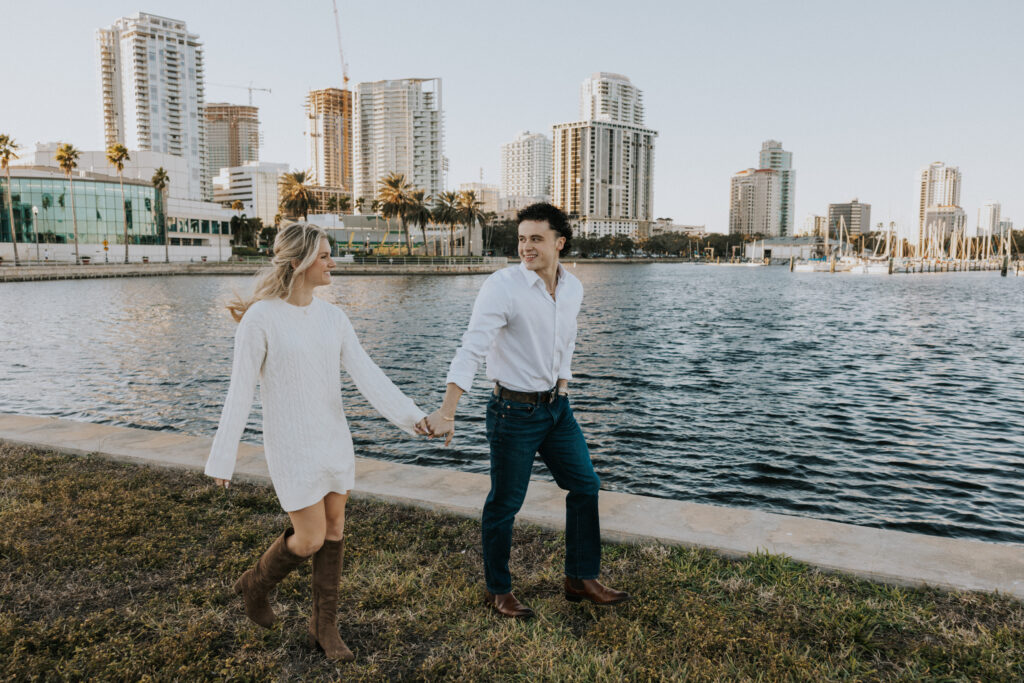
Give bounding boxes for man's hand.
[425,409,456,446]
[414,417,431,436]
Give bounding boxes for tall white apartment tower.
[579,72,645,126]
[500,131,552,201]
[759,140,795,236]
[352,78,443,202]
[552,73,657,238]
[918,162,962,246]
[729,169,781,237]
[977,201,1001,237]
[98,12,208,200]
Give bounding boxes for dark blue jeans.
[482,392,602,594]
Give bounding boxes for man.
[426,202,629,618]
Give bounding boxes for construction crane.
[332,0,349,87]
[208,82,272,106]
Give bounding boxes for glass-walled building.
[1,167,234,250]
[0,168,162,245]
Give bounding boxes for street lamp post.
[31,206,40,262]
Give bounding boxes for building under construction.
[306,88,353,194]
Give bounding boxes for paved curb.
[1,413,1021,600]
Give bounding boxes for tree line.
[484,220,749,259]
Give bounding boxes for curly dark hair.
[516,202,572,255]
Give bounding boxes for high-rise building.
[923,205,967,242]
[827,199,872,238]
[500,131,551,201]
[98,12,208,200]
[212,161,287,225]
[918,162,962,246]
[458,182,501,214]
[997,218,1013,236]
[759,140,795,236]
[729,168,780,237]
[353,78,443,202]
[306,88,353,193]
[579,72,644,125]
[552,74,657,238]
[977,201,1001,237]
[206,104,259,183]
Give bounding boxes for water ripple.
[1,267,1023,544]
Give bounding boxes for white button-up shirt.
[446,262,582,393]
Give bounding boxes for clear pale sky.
[2,0,1020,235]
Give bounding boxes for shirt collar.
[517,261,567,291]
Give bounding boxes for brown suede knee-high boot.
[308,537,354,662]
[233,528,307,628]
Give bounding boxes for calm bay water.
[1,265,1022,544]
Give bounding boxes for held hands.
[414,418,431,436]
[424,408,456,446]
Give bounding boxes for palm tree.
[0,134,21,265]
[55,143,82,264]
[279,171,318,220]
[325,195,339,214]
[457,190,485,256]
[405,189,434,256]
[337,195,351,214]
[106,144,131,263]
[432,191,460,256]
[481,210,498,252]
[151,167,170,263]
[354,196,365,214]
[378,172,414,255]
[370,199,381,214]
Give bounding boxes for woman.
[205,223,429,662]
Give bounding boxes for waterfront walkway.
[1,413,1020,600]
[0,259,506,282]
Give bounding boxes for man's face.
[518,219,565,272]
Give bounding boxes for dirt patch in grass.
[2,444,1022,681]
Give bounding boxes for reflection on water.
[2,266,1023,544]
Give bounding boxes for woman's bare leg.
[287,499,327,557]
[324,492,348,541]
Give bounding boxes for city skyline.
[2,0,1021,236]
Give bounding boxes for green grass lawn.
[2,444,1022,681]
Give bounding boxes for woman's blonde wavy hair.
[227,222,329,322]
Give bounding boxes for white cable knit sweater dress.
[204,297,426,511]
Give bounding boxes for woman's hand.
[414,418,431,436]
[213,478,230,489]
[424,409,455,447]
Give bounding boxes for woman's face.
[302,237,335,287]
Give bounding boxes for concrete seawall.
[0,261,505,283]
[1,413,1020,600]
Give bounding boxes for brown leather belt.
[493,383,558,404]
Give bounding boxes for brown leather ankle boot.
[308,538,354,662]
[233,528,307,628]
[564,577,631,605]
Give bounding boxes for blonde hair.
[228,222,329,322]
